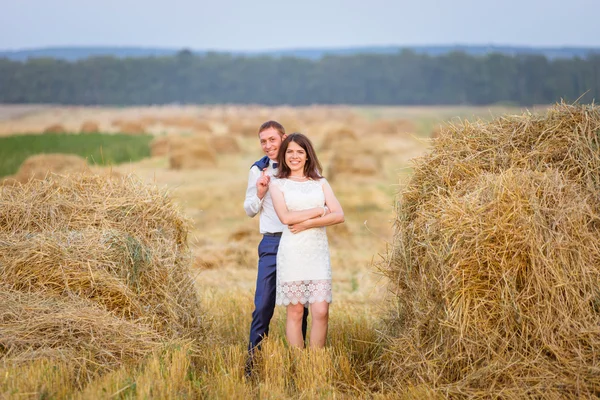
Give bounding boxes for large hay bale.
[383,103,600,397]
[168,137,217,169]
[0,174,203,376]
[211,135,241,154]
[13,153,90,183]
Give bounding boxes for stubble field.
[0,103,542,398]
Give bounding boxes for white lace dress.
[273,178,332,306]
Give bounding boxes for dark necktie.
[272,162,278,169]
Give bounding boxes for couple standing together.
[243,121,344,368]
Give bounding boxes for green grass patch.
[0,132,153,177]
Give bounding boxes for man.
[244,120,317,374]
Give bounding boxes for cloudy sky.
[1,0,598,50]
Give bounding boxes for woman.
[269,133,344,348]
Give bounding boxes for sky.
[1,0,599,51]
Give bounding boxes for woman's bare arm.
[269,182,326,225]
[289,180,344,232]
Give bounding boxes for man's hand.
[256,168,270,199]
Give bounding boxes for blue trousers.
[248,234,309,353]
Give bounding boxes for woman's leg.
[286,303,306,348]
[309,301,329,348]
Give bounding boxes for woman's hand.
[288,220,310,234]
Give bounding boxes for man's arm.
[243,167,263,217]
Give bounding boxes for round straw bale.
[320,127,357,151]
[382,103,600,397]
[112,120,146,135]
[168,137,217,169]
[227,120,259,137]
[13,153,90,183]
[158,116,212,132]
[150,135,171,157]
[210,135,241,154]
[43,124,67,133]
[79,121,100,133]
[327,139,381,181]
[0,176,19,187]
[370,118,416,135]
[0,174,203,375]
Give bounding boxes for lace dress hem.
[276,279,332,306]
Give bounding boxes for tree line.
[1,50,598,106]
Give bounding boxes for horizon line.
[2,43,600,53]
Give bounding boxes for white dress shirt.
[244,159,285,234]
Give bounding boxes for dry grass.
[381,103,600,397]
[0,174,204,385]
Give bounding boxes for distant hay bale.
[327,140,380,181]
[320,127,357,151]
[168,137,217,169]
[0,176,19,187]
[371,119,415,135]
[0,174,203,376]
[112,120,146,135]
[211,135,241,154]
[382,103,600,397]
[150,136,171,157]
[13,153,90,183]
[79,121,100,133]
[430,123,443,139]
[328,153,379,181]
[227,120,259,137]
[43,124,67,133]
[158,116,212,132]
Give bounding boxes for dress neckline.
[286,177,314,183]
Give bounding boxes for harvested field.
[0,103,562,398]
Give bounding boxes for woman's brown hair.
[275,133,323,180]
